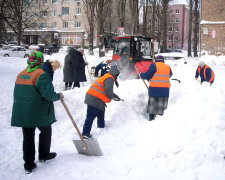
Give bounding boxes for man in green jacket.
[11,51,64,174]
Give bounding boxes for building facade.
[146,4,190,51]
[23,0,89,47]
[200,0,225,55]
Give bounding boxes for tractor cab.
[112,35,154,76]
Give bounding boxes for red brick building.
[200,0,225,55]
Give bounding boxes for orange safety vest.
[149,62,171,88]
[87,73,115,103]
[198,65,215,83]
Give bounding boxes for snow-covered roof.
[201,20,225,25]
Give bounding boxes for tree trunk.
[193,0,199,57]
[162,0,169,52]
[188,0,193,57]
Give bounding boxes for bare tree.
[0,0,50,45]
[117,0,127,27]
[129,0,139,34]
[95,0,111,57]
[161,0,170,52]
[188,0,193,57]
[193,0,199,57]
[83,0,97,55]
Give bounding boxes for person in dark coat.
[195,61,215,85]
[63,48,76,90]
[141,55,173,121]
[11,51,64,174]
[82,65,121,139]
[72,48,87,88]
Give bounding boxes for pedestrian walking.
[82,65,121,139]
[11,51,64,174]
[141,55,173,121]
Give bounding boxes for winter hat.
[27,51,44,72]
[198,61,205,67]
[106,59,111,64]
[77,48,84,52]
[109,65,120,77]
[155,55,165,62]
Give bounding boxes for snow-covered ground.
[1,50,225,180]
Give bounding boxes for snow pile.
[0,51,225,180]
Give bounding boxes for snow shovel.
[60,99,103,156]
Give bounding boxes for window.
[175,19,179,23]
[62,7,69,15]
[168,27,172,32]
[169,19,173,23]
[203,28,208,35]
[52,10,58,16]
[155,19,158,23]
[169,36,172,41]
[42,0,48,4]
[176,9,179,14]
[25,0,29,6]
[75,0,81,2]
[33,23,37,29]
[63,22,68,28]
[41,22,47,29]
[51,22,57,28]
[75,8,81,15]
[175,27,179,32]
[175,36,179,41]
[42,11,47,17]
[154,27,158,32]
[170,10,173,14]
[34,0,38,5]
[52,0,58,4]
[59,35,82,45]
[75,21,81,28]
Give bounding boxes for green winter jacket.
[11,68,60,128]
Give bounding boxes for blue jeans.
[82,105,105,135]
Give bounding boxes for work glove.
[113,94,121,101]
[58,92,64,100]
[113,97,121,101]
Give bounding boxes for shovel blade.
[73,138,103,156]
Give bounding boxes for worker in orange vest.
[141,55,173,121]
[195,61,215,85]
[82,65,121,139]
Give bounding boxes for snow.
[1,49,225,180]
[201,20,225,24]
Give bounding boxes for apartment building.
[146,4,190,50]
[200,0,225,55]
[23,0,89,47]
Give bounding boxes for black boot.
[149,114,156,121]
[39,152,57,162]
[24,163,37,174]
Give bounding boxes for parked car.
[44,44,60,54]
[0,46,31,58]
[28,44,44,52]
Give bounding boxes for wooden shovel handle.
[60,99,88,149]
[135,65,148,90]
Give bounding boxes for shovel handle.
[60,99,88,149]
[135,65,148,90]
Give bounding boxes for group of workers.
[10,49,215,174]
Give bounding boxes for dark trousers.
[82,105,105,135]
[22,126,52,169]
[73,82,80,88]
[65,82,73,89]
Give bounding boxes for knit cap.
[27,51,44,72]
[155,55,165,62]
